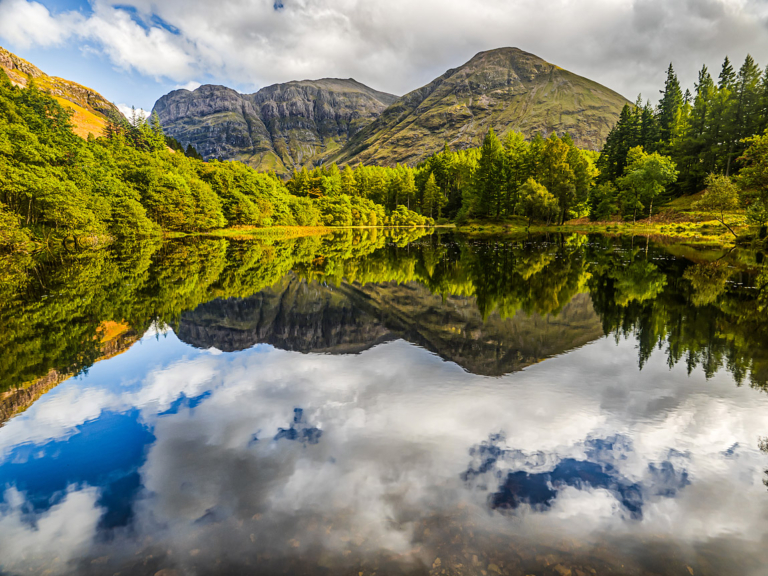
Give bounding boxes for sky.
[1,0,768,114]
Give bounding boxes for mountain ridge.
[327,47,630,167]
[153,47,629,171]
[152,77,398,173]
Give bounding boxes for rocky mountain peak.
[153,77,398,173]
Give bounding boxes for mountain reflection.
[3,230,768,404]
[2,232,768,575]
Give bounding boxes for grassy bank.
[200,225,335,241]
[456,194,756,247]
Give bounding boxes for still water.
[1,230,767,576]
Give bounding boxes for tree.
[475,128,505,218]
[421,173,443,218]
[724,55,763,175]
[502,131,530,215]
[736,130,768,229]
[718,56,736,90]
[694,174,741,236]
[540,134,576,224]
[588,182,619,221]
[519,178,559,225]
[341,165,356,196]
[658,64,683,146]
[617,147,679,223]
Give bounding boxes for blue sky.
[2,0,768,114]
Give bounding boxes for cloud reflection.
[0,331,767,575]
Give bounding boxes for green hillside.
[329,47,630,167]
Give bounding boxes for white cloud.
[115,102,149,119]
[175,80,201,91]
[0,487,101,575]
[1,0,768,103]
[0,0,82,48]
[2,330,768,572]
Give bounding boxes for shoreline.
[455,219,754,247]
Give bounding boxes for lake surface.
[1,230,768,576]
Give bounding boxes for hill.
[329,47,630,167]
[152,79,398,174]
[0,45,119,138]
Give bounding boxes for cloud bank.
[2,0,768,102]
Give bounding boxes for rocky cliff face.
[177,273,604,377]
[329,47,630,167]
[152,79,398,174]
[177,275,393,354]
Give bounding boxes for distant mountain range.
[0,45,119,139]
[154,48,630,173]
[0,44,630,172]
[328,48,630,167]
[153,79,398,173]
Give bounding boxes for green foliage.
[599,54,768,198]
[737,130,768,227]
[519,178,559,225]
[694,174,741,236]
[0,69,432,246]
[0,202,32,250]
[588,182,620,221]
[616,146,678,222]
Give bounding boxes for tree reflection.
[3,231,768,405]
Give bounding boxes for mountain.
[328,47,630,167]
[0,45,119,138]
[177,273,604,377]
[152,79,398,174]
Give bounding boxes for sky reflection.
[1,322,767,575]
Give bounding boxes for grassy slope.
[329,48,630,168]
[54,96,107,138]
[1,45,116,140]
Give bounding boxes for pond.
[1,230,767,576]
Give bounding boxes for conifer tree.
[475,128,505,218]
[658,64,683,145]
[724,54,762,175]
[718,56,736,90]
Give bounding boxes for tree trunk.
[725,141,734,177]
[720,211,738,237]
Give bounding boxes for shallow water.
[1,230,767,575]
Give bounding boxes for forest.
[3,231,768,403]
[3,54,768,251]
[291,54,768,231]
[0,69,431,250]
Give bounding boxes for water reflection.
[1,231,768,575]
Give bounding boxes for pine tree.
[718,56,736,90]
[658,64,683,145]
[475,128,505,218]
[725,54,763,175]
[640,101,661,151]
[422,173,440,218]
[759,66,768,133]
[341,165,356,196]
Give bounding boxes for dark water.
[1,230,768,576]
